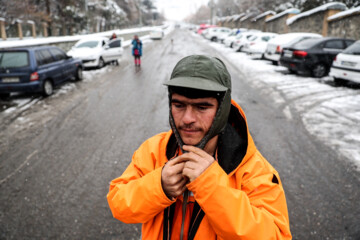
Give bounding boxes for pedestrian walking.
[131,35,142,66]
[107,55,292,239]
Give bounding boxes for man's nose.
[182,107,196,124]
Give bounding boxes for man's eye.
[197,106,208,110]
[173,104,183,108]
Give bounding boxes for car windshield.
[0,51,29,68]
[75,41,99,48]
[249,35,258,41]
[343,41,360,55]
[292,38,320,49]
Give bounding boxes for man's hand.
[180,145,215,182]
[161,156,187,200]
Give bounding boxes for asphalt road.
[0,29,359,240]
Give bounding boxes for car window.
[343,41,360,55]
[50,48,67,61]
[293,38,320,49]
[109,40,121,48]
[76,41,99,48]
[262,36,271,42]
[35,50,45,66]
[345,40,355,48]
[0,51,29,68]
[249,35,257,41]
[40,49,55,64]
[324,40,343,49]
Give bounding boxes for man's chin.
[181,137,201,146]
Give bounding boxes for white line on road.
[0,150,38,185]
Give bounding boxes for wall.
[328,13,360,40]
[288,11,327,35]
[266,14,296,34]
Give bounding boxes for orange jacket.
[107,100,292,239]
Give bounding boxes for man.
[107,55,292,239]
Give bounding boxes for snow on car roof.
[265,8,300,22]
[287,2,347,25]
[328,6,360,21]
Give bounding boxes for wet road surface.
[0,29,359,239]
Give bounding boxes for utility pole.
[138,0,143,26]
[208,0,215,25]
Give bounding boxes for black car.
[0,46,83,99]
[279,37,355,77]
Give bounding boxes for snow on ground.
[198,35,360,169]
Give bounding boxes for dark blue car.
[0,46,83,99]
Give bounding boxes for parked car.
[223,28,247,48]
[264,32,322,65]
[233,32,260,52]
[197,24,216,35]
[0,46,83,99]
[149,28,164,40]
[242,32,278,59]
[67,37,123,69]
[204,27,232,42]
[330,40,360,84]
[279,37,355,77]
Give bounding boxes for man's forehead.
[171,93,217,103]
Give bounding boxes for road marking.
[0,150,38,185]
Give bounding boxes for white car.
[67,37,123,68]
[149,28,164,40]
[330,40,360,84]
[204,27,232,42]
[264,32,322,65]
[232,32,258,52]
[223,29,247,48]
[242,32,278,59]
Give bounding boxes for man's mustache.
[178,124,202,131]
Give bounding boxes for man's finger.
[171,162,185,174]
[167,155,187,166]
[183,145,208,157]
[184,161,197,170]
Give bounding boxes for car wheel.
[42,79,54,97]
[75,67,83,81]
[312,63,328,78]
[272,61,278,66]
[98,57,105,68]
[230,43,233,48]
[0,93,10,100]
[211,37,217,42]
[289,69,297,74]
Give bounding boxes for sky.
[155,0,210,21]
